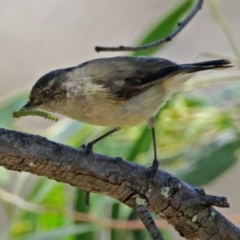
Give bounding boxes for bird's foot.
[79,143,93,155]
[146,158,159,183]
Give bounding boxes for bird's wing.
[86,56,181,100]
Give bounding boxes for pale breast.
[60,84,170,127]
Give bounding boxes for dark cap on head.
[33,69,64,90]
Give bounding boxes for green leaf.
[126,126,152,161]
[126,109,164,164]
[178,140,240,186]
[26,178,59,204]
[110,203,121,240]
[18,181,67,235]
[132,0,194,56]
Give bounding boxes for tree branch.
[95,0,203,52]
[0,128,240,239]
[134,199,165,240]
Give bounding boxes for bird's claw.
[146,158,159,183]
[80,143,93,155]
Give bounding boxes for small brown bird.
[20,56,232,177]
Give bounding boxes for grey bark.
[0,128,240,240]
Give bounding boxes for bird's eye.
[52,91,66,102]
[42,89,51,98]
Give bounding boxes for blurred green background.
[0,0,240,239]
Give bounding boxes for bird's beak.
[20,101,36,111]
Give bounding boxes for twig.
[2,186,240,230]
[208,0,240,61]
[95,0,203,52]
[0,187,171,230]
[134,197,165,240]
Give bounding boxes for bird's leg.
[80,127,121,206]
[146,116,159,182]
[80,127,121,154]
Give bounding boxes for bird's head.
[21,68,75,113]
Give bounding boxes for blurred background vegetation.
[0,0,240,239]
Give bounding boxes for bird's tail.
[182,59,232,73]
[162,59,232,93]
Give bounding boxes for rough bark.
[0,128,240,239]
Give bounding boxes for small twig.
[191,187,230,210]
[0,187,171,230]
[208,0,240,61]
[203,194,229,208]
[95,0,203,52]
[1,186,239,230]
[134,197,165,240]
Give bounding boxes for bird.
[20,56,232,178]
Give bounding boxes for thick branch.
[0,128,240,239]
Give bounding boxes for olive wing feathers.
[84,56,180,100]
[79,56,231,100]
